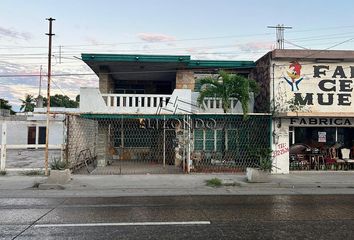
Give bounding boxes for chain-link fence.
[190,114,271,172]
[64,115,98,172]
[66,114,271,174]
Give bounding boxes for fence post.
[163,115,166,167]
[187,115,191,173]
[1,122,7,171]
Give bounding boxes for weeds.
[21,170,44,176]
[205,178,223,187]
[0,170,6,176]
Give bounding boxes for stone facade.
[99,66,114,93]
[176,70,195,90]
[65,115,98,168]
[250,52,271,113]
[96,124,108,167]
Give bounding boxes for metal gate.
[104,117,182,174]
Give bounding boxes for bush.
[257,148,273,172]
[206,178,223,187]
[50,157,68,170]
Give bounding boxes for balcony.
[80,88,253,114]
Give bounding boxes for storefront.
[288,117,354,170]
[253,49,354,174]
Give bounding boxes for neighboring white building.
[0,107,80,170]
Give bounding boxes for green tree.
[75,94,80,103]
[19,94,35,112]
[197,71,259,154]
[197,70,259,116]
[43,94,79,108]
[0,98,14,114]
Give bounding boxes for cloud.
[236,41,273,53]
[0,26,31,40]
[137,33,176,42]
[84,36,102,45]
[0,60,98,112]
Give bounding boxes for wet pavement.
[1,195,354,239]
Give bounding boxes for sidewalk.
[1,172,354,197]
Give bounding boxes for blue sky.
[1,0,354,110]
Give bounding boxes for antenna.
[267,24,292,49]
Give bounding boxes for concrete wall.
[0,120,64,145]
[66,115,98,168]
[271,118,290,174]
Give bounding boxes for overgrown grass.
[0,170,6,176]
[205,178,223,187]
[21,170,44,176]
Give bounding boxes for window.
[27,126,46,145]
[27,127,36,144]
[38,127,46,144]
[194,129,223,151]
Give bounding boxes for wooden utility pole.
[45,17,55,176]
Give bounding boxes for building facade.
[253,49,354,173]
[77,54,271,173]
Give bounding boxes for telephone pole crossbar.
[268,24,292,49]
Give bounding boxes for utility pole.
[38,65,42,97]
[45,17,55,176]
[36,65,43,108]
[267,24,292,49]
[59,45,62,64]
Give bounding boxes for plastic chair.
[341,148,354,170]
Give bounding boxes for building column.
[1,122,7,171]
[271,118,290,174]
[96,124,108,167]
[176,70,195,90]
[35,125,39,149]
[99,66,114,94]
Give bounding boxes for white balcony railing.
[80,88,253,114]
[101,94,171,109]
[201,97,239,111]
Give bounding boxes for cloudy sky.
[1,0,354,111]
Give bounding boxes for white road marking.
[34,221,211,228]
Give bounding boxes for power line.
[268,24,292,49]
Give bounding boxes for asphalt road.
[1,195,354,240]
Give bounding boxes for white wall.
[272,60,354,114]
[80,87,255,114]
[271,118,290,174]
[0,120,64,146]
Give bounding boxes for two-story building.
[253,49,354,173]
[75,54,271,174]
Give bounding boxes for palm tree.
[20,94,35,112]
[197,70,259,116]
[197,70,259,156]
